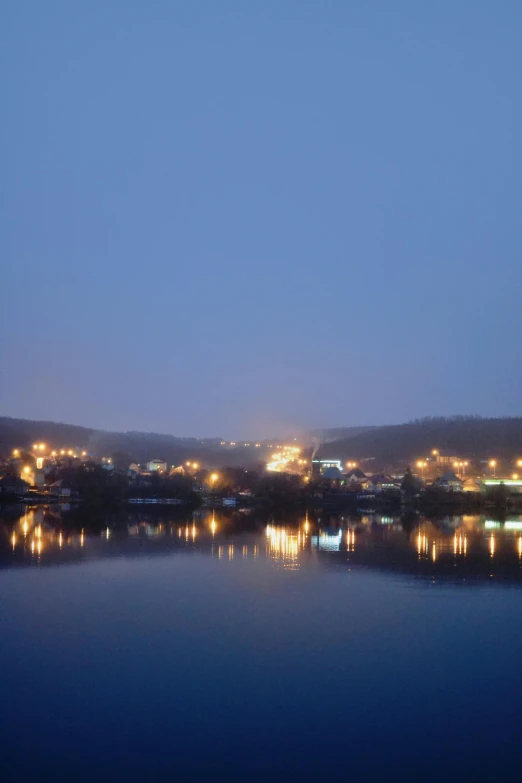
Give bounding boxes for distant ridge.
[317,416,522,463]
[0,417,255,468]
[309,426,377,443]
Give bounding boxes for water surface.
[2,508,522,781]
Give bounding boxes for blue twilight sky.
[1,0,521,439]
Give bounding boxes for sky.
[2,0,521,439]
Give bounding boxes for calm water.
[2,507,522,782]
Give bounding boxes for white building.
[146,459,167,473]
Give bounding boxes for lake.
[2,506,522,782]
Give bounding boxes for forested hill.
[309,426,376,442]
[0,417,260,468]
[317,417,522,462]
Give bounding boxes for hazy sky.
[2,1,521,438]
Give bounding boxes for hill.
[0,417,263,469]
[309,426,376,443]
[317,417,522,464]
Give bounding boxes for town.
[1,437,522,512]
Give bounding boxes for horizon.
[1,411,521,445]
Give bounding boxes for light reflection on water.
[2,507,522,583]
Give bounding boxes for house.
[146,459,167,473]
[321,466,344,490]
[48,480,72,498]
[0,476,31,496]
[312,459,343,478]
[363,474,399,493]
[434,472,463,492]
[345,468,367,485]
[462,479,481,493]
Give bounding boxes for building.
[320,466,344,490]
[363,474,398,493]
[462,479,481,493]
[434,472,463,492]
[345,468,367,485]
[48,480,72,498]
[33,469,47,489]
[312,459,343,478]
[482,479,522,494]
[146,459,167,473]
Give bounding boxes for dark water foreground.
[2,507,522,782]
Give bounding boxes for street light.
[12,449,20,458]
[416,460,426,477]
[489,460,497,477]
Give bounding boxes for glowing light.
[51,451,57,457]
[23,466,30,474]
[266,445,304,474]
[12,449,20,457]
[210,473,219,483]
[32,443,38,450]
[11,532,16,550]
[59,532,63,549]
[82,451,87,457]
[512,474,519,480]
[489,535,495,557]
[60,450,65,455]
[192,462,199,469]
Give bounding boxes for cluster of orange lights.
[13,446,89,459]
